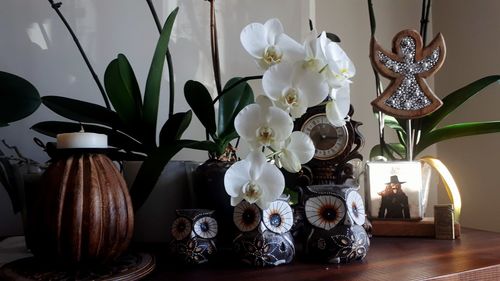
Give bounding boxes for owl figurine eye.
[305,195,346,230]
[233,199,296,267]
[170,209,218,265]
[171,217,192,240]
[233,200,262,232]
[194,216,218,239]
[262,200,293,234]
[346,191,366,225]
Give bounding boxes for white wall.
[0,0,310,234]
[0,0,311,163]
[433,0,500,232]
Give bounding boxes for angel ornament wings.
[370,29,446,118]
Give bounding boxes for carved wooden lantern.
[30,132,134,264]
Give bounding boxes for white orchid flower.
[326,84,351,127]
[240,18,304,69]
[324,42,356,88]
[235,99,293,149]
[262,61,329,119]
[302,31,330,73]
[224,150,285,209]
[278,131,315,173]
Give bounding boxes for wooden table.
[144,228,500,281]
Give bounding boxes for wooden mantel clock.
[294,102,364,186]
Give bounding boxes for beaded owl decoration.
[232,196,295,267]
[170,209,218,264]
[300,184,370,263]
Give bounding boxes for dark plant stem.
[48,0,111,110]
[146,0,176,118]
[412,0,432,156]
[419,0,432,44]
[424,1,432,43]
[367,0,376,37]
[212,75,262,105]
[2,140,28,163]
[209,0,222,96]
[367,0,387,157]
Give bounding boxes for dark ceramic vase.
[193,159,235,251]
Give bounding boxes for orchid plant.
[224,18,356,209]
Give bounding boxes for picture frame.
[365,161,423,220]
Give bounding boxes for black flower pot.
[193,159,236,252]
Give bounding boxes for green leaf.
[143,7,179,146]
[31,121,145,153]
[159,110,192,145]
[219,131,239,148]
[218,77,254,138]
[129,139,197,210]
[183,140,220,152]
[369,143,406,160]
[0,71,41,125]
[104,54,142,126]
[416,121,500,154]
[42,96,124,129]
[421,75,500,133]
[384,114,407,136]
[184,80,216,135]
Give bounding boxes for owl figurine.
[170,209,218,265]
[299,183,370,263]
[232,196,295,267]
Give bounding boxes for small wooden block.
[372,218,460,238]
[435,204,455,240]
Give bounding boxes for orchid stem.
[48,0,111,110]
[411,0,432,154]
[146,0,176,118]
[212,75,262,105]
[420,0,432,44]
[406,119,413,161]
[209,0,222,96]
[367,0,387,157]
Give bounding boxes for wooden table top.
[144,228,500,281]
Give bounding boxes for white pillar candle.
[56,132,108,149]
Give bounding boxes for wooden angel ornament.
[370,29,446,119]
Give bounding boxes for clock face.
[301,114,349,160]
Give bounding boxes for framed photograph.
[365,161,423,220]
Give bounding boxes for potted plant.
[180,0,358,255]
[367,0,500,221]
[29,2,214,215]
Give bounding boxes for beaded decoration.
[370,29,446,118]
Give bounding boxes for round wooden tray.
[0,252,155,281]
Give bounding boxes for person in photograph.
[378,175,410,219]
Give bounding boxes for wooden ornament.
[30,153,134,264]
[370,29,446,119]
